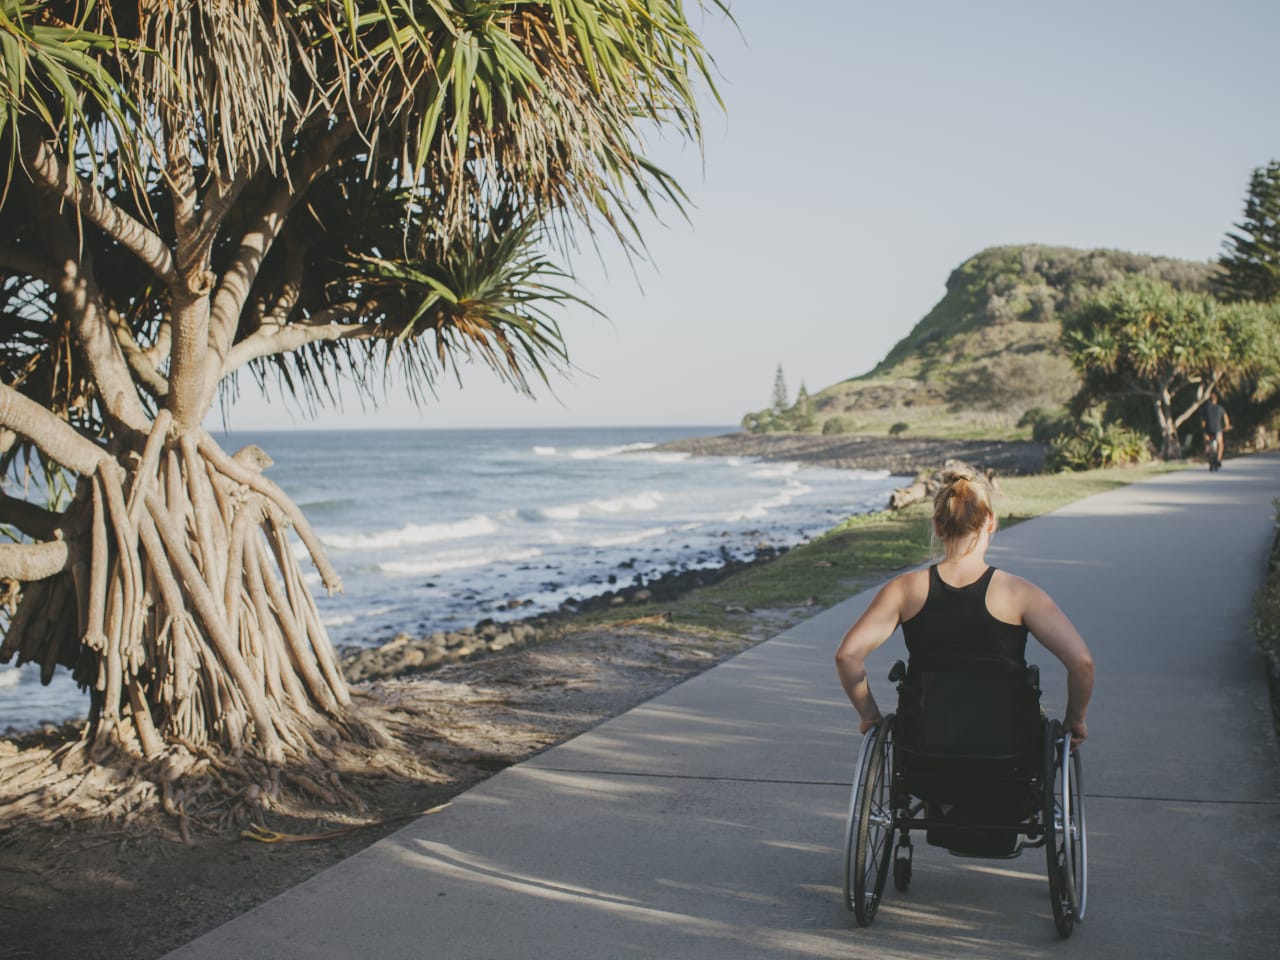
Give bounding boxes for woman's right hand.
[860,714,884,735]
[1064,718,1088,749]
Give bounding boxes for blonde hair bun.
[932,461,993,547]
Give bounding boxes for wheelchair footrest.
[921,801,1029,858]
[931,827,1024,858]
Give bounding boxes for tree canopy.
[1062,277,1280,457]
[0,1,726,441]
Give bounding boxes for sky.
[217,0,1280,433]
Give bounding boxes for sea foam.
[324,514,499,550]
[534,491,664,521]
[568,442,657,459]
[589,526,669,548]
[380,547,543,576]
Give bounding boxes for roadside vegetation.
[1253,502,1280,735]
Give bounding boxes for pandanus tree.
[0,0,721,811]
[1062,277,1279,458]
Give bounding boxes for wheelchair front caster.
[893,840,913,892]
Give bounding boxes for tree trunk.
[1,413,349,770]
[1154,389,1180,460]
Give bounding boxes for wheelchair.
[842,659,1087,938]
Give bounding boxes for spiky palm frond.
[244,201,583,411]
[353,218,578,389]
[4,2,727,425]
[281,0,726,244]
[122,0,300,181]
[0,0,138,192]
[35,1,724,242]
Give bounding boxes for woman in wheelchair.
[834,464,1093,744]
[833,465,1095,936]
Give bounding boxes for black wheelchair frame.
[842,660,1087,938]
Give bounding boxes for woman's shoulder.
[990,568,1046,595]
[888,566,932,620]
[988,568,1054,614]
[891,566,931,592]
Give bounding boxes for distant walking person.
[1200,393,1231,471]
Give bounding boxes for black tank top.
[901,565,1028,673]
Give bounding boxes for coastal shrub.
[889,421,909,436]
[742,410,789,434]
[1047,419,1154,471]
[822,416,856,435]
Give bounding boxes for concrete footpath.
[165,456,1280,960]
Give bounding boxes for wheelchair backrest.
[895,666,1041,761]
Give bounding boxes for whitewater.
[0,426,906,731]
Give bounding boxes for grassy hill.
[751,245,1219,440]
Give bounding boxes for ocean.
[0,426,905,731]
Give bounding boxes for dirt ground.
[0,617,779,960]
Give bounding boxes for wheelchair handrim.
[1072,747,1088,920]
[842,725,880,911]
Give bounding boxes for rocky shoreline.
[653,432,1047,476]
[340,545,786,683]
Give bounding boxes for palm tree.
[0,1,723,813]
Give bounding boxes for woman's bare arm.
[834,576,908,733]
[1020,581,1095,746]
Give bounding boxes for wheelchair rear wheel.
[1044,721,1087,938]
[843,718,895,926]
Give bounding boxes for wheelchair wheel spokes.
[851,718,895,926]
[1043,722,1084,938]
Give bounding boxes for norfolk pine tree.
[793,381,814,431]
[772,364,789,413]
[1217,160,1280,304]
[0,1,724,824]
